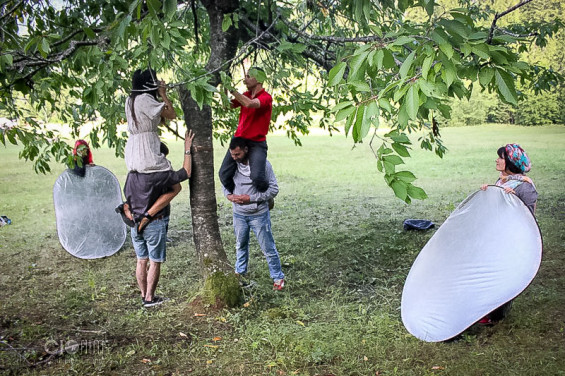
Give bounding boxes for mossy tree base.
[203,271,242,308]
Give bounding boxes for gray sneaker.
[143,296,169,308]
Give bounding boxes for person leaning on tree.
[222,137,285,290]
[124,130,195,308]
[219,67,273,194]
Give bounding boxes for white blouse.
[124,94,172,173]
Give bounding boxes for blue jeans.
[233,211,284,281]
[131,217,169,262]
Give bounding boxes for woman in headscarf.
[481,143,537,214]
[478,143,538,324]
[70,139,94,177]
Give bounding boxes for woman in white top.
[118,69,192,233]
[125,68,177,172]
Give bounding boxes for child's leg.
[219,148,237,193]
[248,141,268,192]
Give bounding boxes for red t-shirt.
[233,89,272,142]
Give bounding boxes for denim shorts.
[131,217,169,262]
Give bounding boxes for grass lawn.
[0,124,564,375]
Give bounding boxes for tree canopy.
[1,0,562,201]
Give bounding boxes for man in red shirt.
[219,67,272,193]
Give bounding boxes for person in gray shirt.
[222,137,285,290]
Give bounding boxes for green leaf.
[424,0,435,16]
[495,69,518,105]
[438,19,469,39]
[222,14,233,32]
[407,184,428,200]
[406,84,420,120]
[373,50,384,70]
[391,180,408,200]
[349,51,370,76]
[129,0,141,14]
[83,27,96,39]
[442,61,457,88]
[431,29,449,45]
[366,101,379,123]
[248,67,267,83]
[478,67,494,87]
[344,107,357,136]
[399,51,416,80]
[348,81,370,92]
[328,62,346,86]
[332,101,354,112]
[471,44,490,59]
[39,38,50,58]
[439,43,454,59]
[382,49,396,69]
[335,106,356,122]
[383,155,404,165]
[395,170,417,183]
[392,143,411,157]
[147,0,161,16]
[352,105,365,142]
[421,54,434,78]
[392,36,415,46]
[163,0,177,18]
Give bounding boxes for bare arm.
[158,81,177,120]
[183,130,195,177]
[231,90,261,108]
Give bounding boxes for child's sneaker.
[273,279,285,291]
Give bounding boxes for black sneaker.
[143,296,169,308]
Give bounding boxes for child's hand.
[480,184,488,191]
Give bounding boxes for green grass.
[1,124,564,375]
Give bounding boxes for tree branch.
[487,0,535,44]
[278,13,385,44]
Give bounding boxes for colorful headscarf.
[73,140,93,164]
[505,143,531,173]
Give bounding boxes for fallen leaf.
[213,336,222,341]
[204,345,219,349]
[206,359,213,364]
[243,302,250,308]
[126,350,135,356]
[364,356,368,361]
[194,313,206,317]
[296,320,305,327]
[179,332,188,338]
[432,366,444,370]
[141,358,151,364]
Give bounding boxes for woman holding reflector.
[478,143,538,324]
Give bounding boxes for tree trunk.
[177,0,241,307]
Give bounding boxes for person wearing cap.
[219,67,273,196]
[477,143,538,324]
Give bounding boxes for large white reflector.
[53,166,126,259]
[401,186,542,342]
